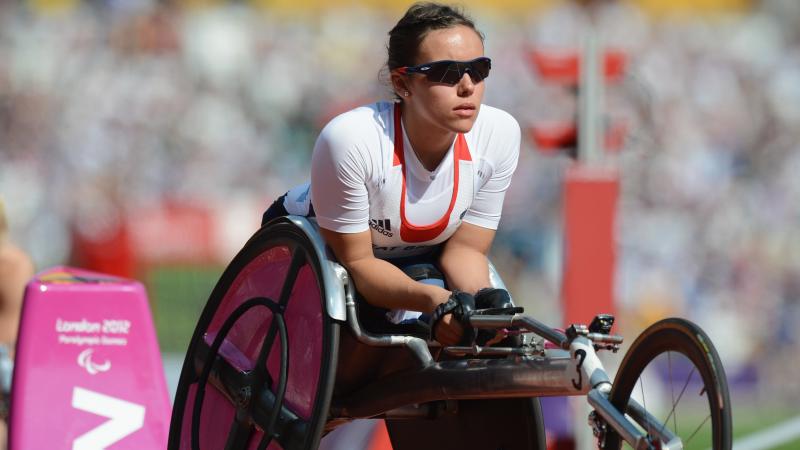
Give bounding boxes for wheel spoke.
[266,316,289,437]
[684,413,711,445]
[223,416,253,450]
[658,364,696,440]
[639,375,647,438]
[257,434,273,450]
[668,352,677,433]
[279,248,306,307]
[253,320,280,382]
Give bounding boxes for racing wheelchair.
[168,216,732,450]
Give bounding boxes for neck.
[400,106,455,171]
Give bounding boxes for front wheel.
[603,318,731,450]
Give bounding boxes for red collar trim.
[393,103,471,243]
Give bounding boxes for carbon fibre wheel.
[168,219,340,450]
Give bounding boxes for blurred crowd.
[1,0,800,402]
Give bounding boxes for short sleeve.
[310,120,371,233]
[462,111,521,230]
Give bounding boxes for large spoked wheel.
[603,318,731,450]
[168,219,340,450]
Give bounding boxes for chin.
[449,117,478,134]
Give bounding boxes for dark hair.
[387,2,484,71]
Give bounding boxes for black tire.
[603,318,731,450]
[168,220,340,450]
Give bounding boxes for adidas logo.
[369,218,393,237]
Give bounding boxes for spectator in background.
[0,198,34,448]
[0,199,33,354]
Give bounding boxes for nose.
[456,72,475,97]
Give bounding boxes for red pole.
[561,164,618,326]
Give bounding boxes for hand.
[430,290,475,346]
[433,314,464,346]
[474,287,512,310]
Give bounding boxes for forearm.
[318,227,450,313]
[346,257,450,314]
[439,244,491,294]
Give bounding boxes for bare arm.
[319,228,450,314]
[0,243,34,347]
[319,228,464,345]
[438,222,495,294]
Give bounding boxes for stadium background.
[1,0,799,447]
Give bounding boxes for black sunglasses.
[397,57,491,85]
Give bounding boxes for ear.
[390,71,411,98]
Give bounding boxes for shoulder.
[474,104,521,136]
[468,104,521,162]
[318,101,393,145]
[313,101,393,177]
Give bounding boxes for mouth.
[453,103,476,117]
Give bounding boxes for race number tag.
[569,336,606,393]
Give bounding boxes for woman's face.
[400,25,486,135]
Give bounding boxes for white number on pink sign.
[71,387,146,449]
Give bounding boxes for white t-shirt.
[285,101,520,259]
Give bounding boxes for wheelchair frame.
[169,216,731,450]
[283,215,672,448]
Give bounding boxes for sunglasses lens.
[421,61,460,84]
[445,58,491,84]
[411,58,491,85]
[469,58,491,81]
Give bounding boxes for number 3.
[572,349,587,390]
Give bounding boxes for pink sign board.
[10,266,170,449]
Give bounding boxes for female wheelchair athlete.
[167,216,732,450]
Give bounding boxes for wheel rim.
[605,319,730,450]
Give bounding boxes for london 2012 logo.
[77,348,111,375]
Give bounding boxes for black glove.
[475,288,514,310]
[430,290,475,345]
[474,288,523,347]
